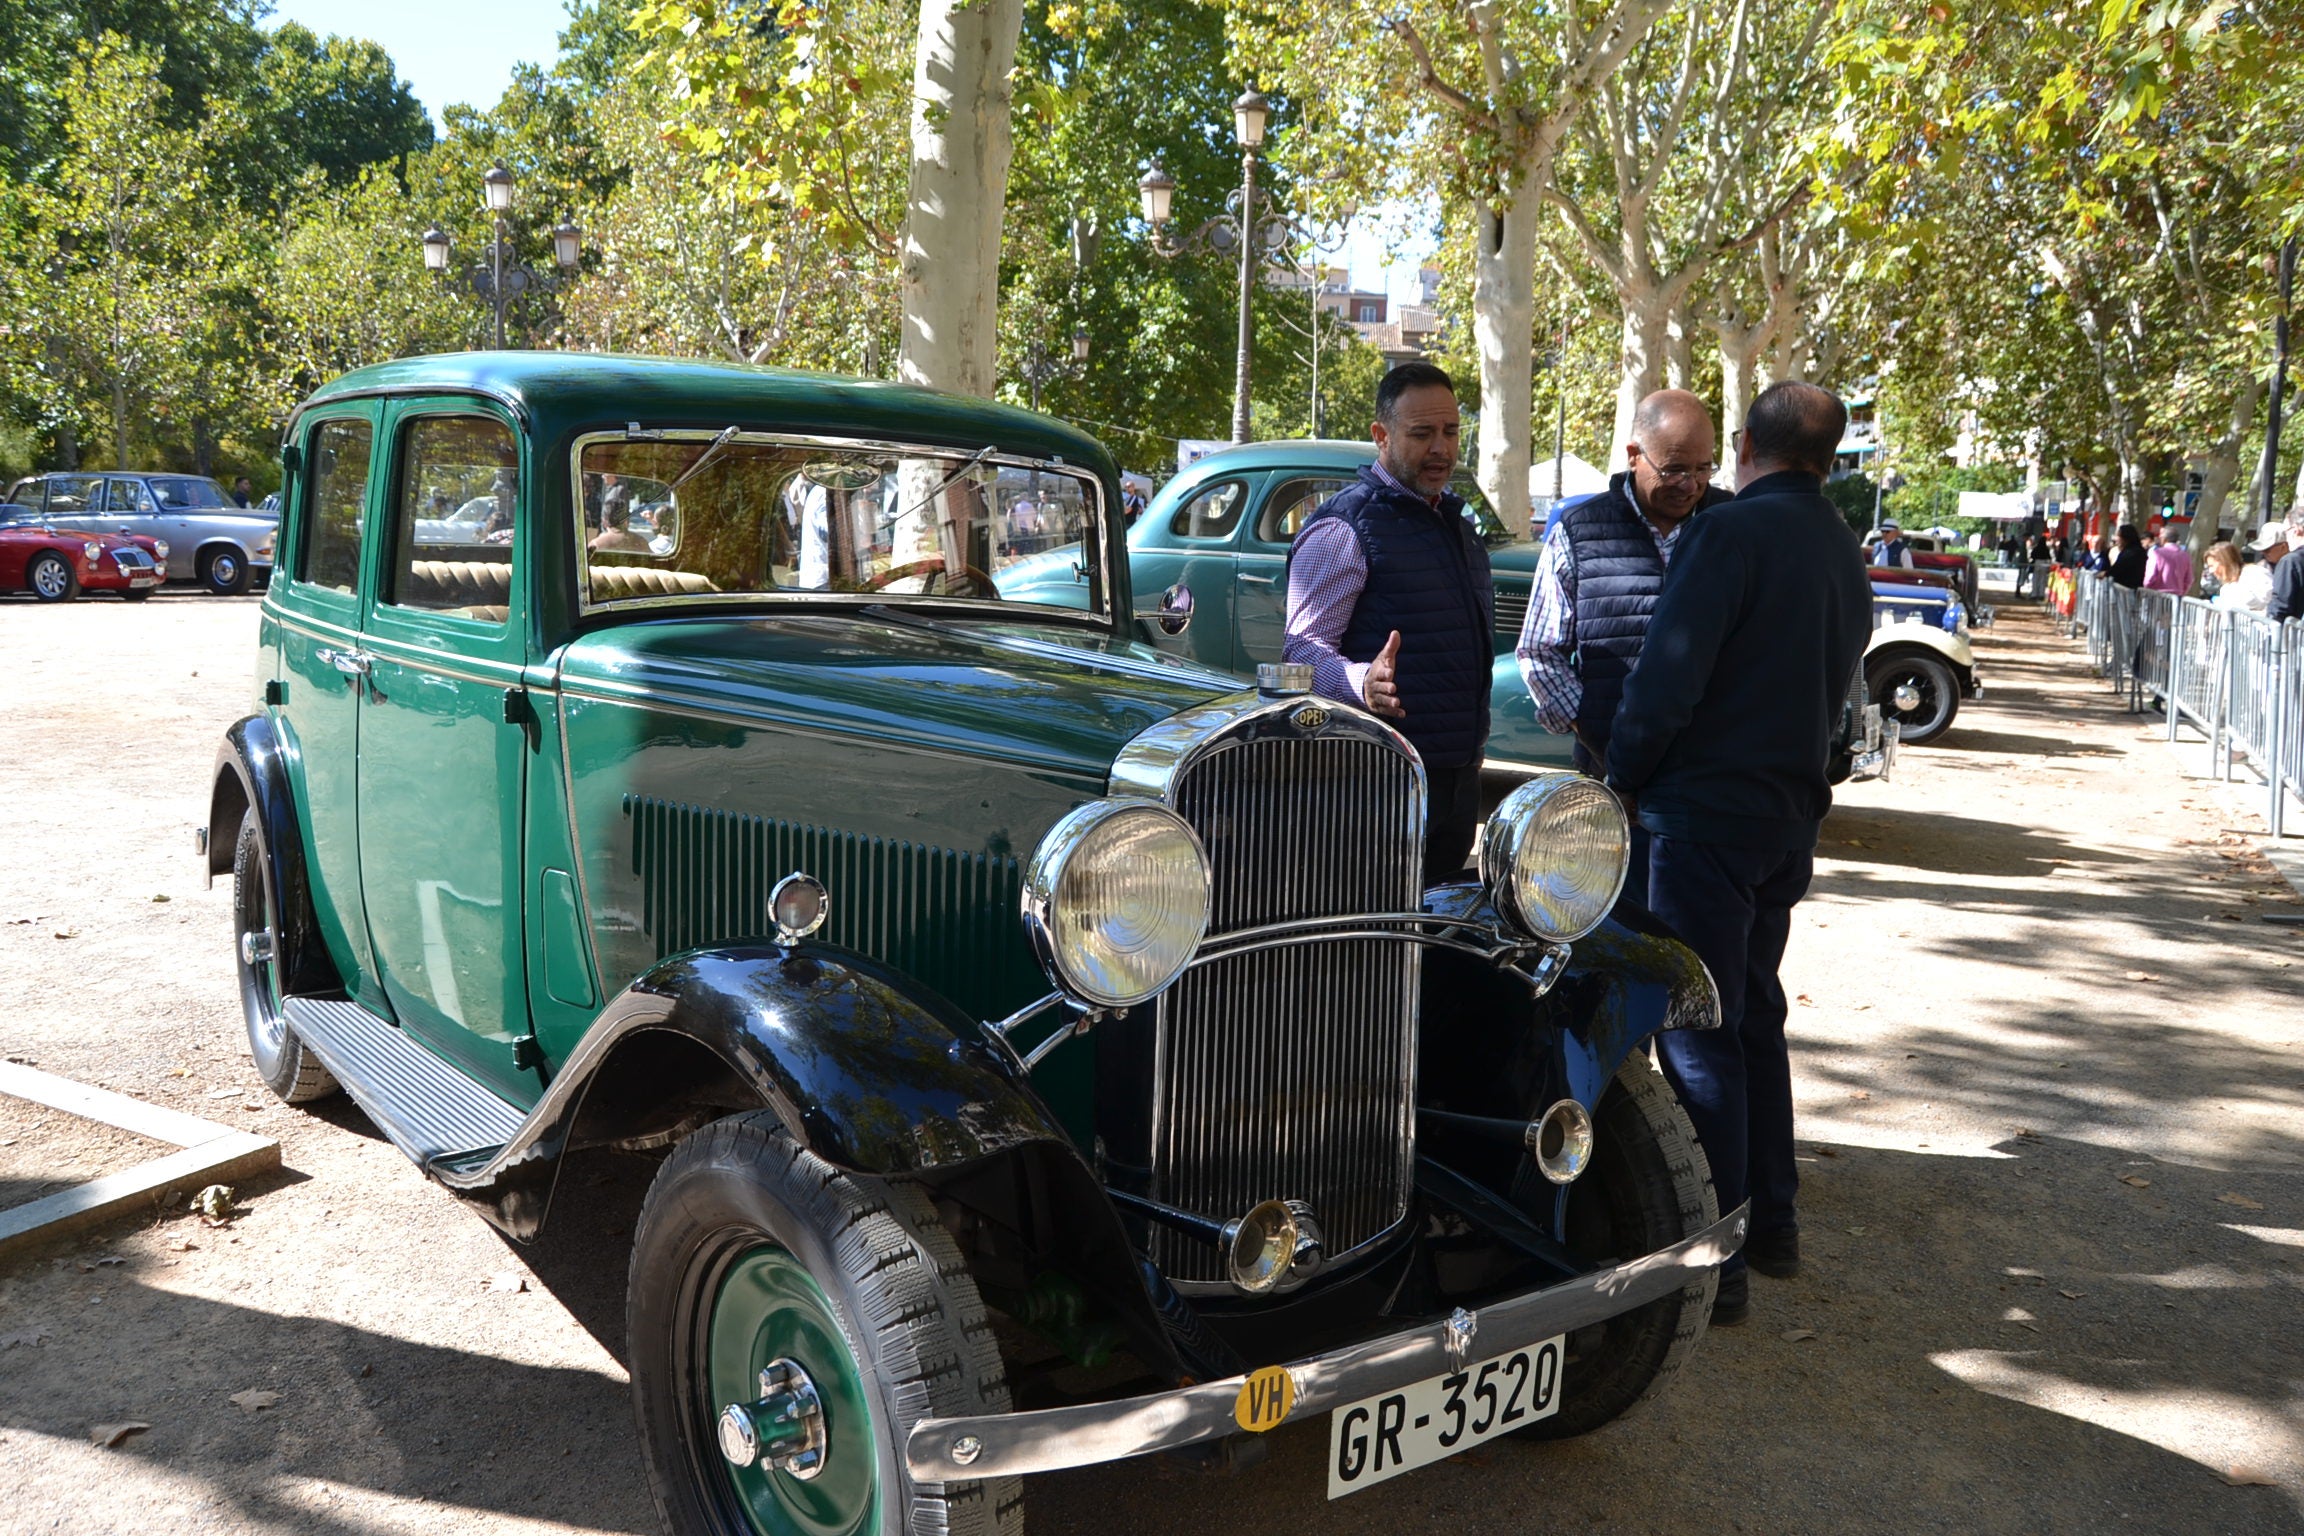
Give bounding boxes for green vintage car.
[205,353,1740,1535]
[1002,440,1576,779]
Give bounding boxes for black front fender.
[210,714,339,997]
[1418,890,1718,1123]
[436,944,1075,1233]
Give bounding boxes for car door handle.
[1238,573,1276,587]
[316,647,372,678]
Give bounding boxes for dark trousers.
[1425,762,1482,886]
[1645,834,1814,1273]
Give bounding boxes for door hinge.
[512,1035,545,1073]
[502,686,533,726]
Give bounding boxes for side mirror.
[1154,582,1194,636]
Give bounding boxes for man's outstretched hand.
[1361,630,1406,719]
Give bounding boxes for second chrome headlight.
[1023,800,1210,1008]
[1480,772,1630,942]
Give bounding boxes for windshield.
[147,476,231,511]
[574,433,1108,618]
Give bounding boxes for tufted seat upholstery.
[586,564,721,602]
[404,560,514,622]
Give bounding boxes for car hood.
[1486,538,1544,577]
[555,609,1243,785]
[2,523,140,549]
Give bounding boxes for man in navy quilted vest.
[1603,380,1873,1327]
[1517,390,1730,896]
[1284,362,1494,884]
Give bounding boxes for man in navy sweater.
[1604,380,1872,1327]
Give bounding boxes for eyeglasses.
[1645,462,1718,484]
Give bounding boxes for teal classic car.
[205,353,1739,1535]
[1003,440,1574,777]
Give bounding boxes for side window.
[388,415,516,620]
[1257,476,1352,545]
[48,475,102,512]
[299,418,372,594]
[1167,480,1247,541]
[106,479,155,514]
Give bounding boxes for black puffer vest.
[1564,473,1725,768]
[1293,466,1492,768]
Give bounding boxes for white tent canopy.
[1955,490,2033,521]
[1529,452,1611,504]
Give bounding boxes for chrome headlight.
[1022,800,1210,1008]
[1480,771,1630,943]
[83,541,103,561]
[153,538,170,560]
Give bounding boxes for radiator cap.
[1256,662,1314,697]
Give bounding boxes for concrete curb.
[0,1062,280,1260]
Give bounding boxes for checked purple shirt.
[1282,458,1439,708]
[1514,492,1687,738]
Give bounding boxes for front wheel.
[26,551,78,602]
[629,1113,1022,1536]
[200,547,251,596]
[232,810,337,1103]
[1508,1056,1719,1439]
[1867,650,1959,746]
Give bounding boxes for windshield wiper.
[662,425,744,497]
[889,445,997,529]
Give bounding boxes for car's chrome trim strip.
[903,1203,1748,1480]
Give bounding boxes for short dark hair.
[1376,361,1456,423]
[1744,381,1847,475]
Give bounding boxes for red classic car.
[0,504,168,602]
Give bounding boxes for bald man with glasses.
[1518,389,1731,815]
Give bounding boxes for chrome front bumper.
[905,1202,1747,1480]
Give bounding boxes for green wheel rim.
[709,1242,879,1536]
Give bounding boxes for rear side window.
[388,414,516,621]
[300,419,371,594]
[1257,476,1352,544]
[46,475,102,512]
[1167,480,1246,541]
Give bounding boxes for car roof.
[289,351,1117,481]
[1170,439,1379,477]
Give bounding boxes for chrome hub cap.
[717,1357,826,1479]
[1892,681,1923,713]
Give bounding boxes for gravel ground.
[0,589,2297,1535]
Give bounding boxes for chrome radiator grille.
[1149,732,1423,1284]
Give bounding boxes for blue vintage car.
[1001,440,1576,777]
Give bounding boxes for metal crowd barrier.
[2072,572,2300,836]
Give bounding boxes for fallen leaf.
[2120,1174,2151,1188]
[2059,1289,2086,1299]
[1796,993,1815,1006]
[166,1067,192,1078]
[0,1327,50,1349]
[2217,1193,2264,1210]
[2121,971,2163,982]
[484,1271,528,1294]
[191,1185,234,1224]
[52,928,75,940]
[1846,1225,1868,1236]
[206,1087,241,1099]
[2223,1467,2279,1488]
[1851,1003,1872,1012]
[1852,1090,1872,1101]
[1814,1146,1841,1158]
[89,1422,150,1449]
[150,894,170,903]
[1780,1328,1817,1342]
[167,1239,197,1252]
[90,1255,123,1267]
[228,1389,279,1415]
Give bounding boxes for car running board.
[282,998,526,1168]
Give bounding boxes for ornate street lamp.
[1020,328,1091,414]
[1139,90,1349,444]
[421,165,584,350]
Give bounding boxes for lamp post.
[1142,90,1344,444]
[1019,326,1091,414]
[421,164,582,350]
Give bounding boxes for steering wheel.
[858,557,999,596]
